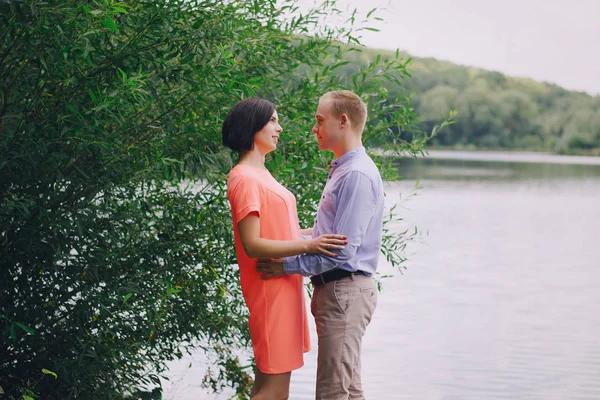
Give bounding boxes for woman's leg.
[251,368,266,398]
[250,370,291,400]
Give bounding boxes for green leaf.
[65,104,85,121]
[329,61,350,71]
[113,2,130,10]
[74,165,91,180]
[23,396,34,400]
[101,16,119,32]
[42,368,58,379]
[123,293,133,304]
[162,158,183,165]
[15,322,36,335]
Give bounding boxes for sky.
[295,0,600,95]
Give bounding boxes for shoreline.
[372,148,600,166]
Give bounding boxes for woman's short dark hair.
[222,98,276,153]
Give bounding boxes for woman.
[222,98,346,399]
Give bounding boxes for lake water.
[163,150,600,400]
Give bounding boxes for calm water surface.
[164,151,600,400]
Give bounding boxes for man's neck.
[333,136,363,159]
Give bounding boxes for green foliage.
[344,47,600,154]
[0,0,431,399]
[408,57,600,154]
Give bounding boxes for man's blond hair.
[320,90,367,133]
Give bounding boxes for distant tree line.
[336,48,600,155]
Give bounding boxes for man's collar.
[331,146,365,167]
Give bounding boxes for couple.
[223,90,384,400]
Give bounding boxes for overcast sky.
[296,0,600,95]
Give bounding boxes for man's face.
[312,99,341,152]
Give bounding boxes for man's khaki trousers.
[311,273,378,400]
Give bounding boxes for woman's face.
[253,110,283,154]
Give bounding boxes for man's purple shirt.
[283,146,384,277]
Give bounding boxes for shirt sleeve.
[283,171,378,276]
[227,173,261,224]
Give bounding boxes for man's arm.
[300,227,313,240]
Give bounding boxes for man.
[257,90,384,400]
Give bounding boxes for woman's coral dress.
[227,164,310,373]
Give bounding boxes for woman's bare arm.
[238,213,345,259]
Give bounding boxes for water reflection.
[394,151,600,181]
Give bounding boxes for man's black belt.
[310,269,367,287]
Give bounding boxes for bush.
[0,0,429,398]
